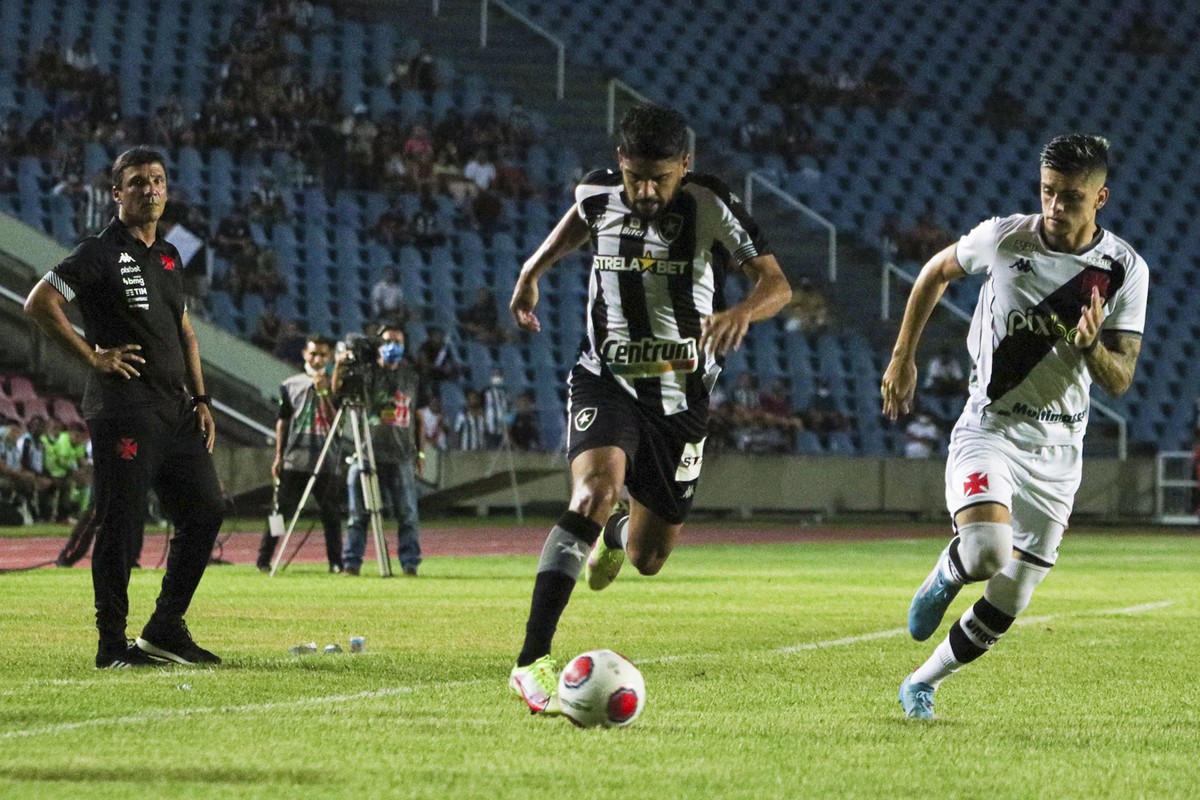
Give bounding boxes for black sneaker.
[96,639,170,669]
[136,621,222,665]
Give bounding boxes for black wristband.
[1079,339,1099,356]
[191,394,212,407]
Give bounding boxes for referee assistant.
[25,147,225,668]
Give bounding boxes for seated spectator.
[1,419,53,524]
[482,369,512,448]
[454,389,488,451]
[783,278,831,335]
[980,82,1029,133]
[250,302,283,352]
[408,47,437,95]
[370,267,409,325]
[468,187,505,236]
[247,173,289,225]
[895,211,953,262]
[432,141,474,201]
[463,148,497,193]
[803,379,851,434]
[505,102,538,150]
[402,123,436,194]
[213,207,256,259]
[509,390,541,452]
[415,326,462,393]
[371,199,411,247]
[409,193,447,250]
[15,415,53,522]
[224,242,286,302]
[494,150,534,200]
[923,347,967,397]
[904,412,942,458]
[459,288,508,344]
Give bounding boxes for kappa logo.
[681,485,695,499]
[573,407,597,432]
[655,213,684,243]
[1008,258,1034,274]
[118,253,136,264]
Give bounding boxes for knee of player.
[956,520,1013,580]
[568,479,621,520]
[627,546,666,576]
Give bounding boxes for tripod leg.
[349,406,392,577]
[272,405,346,576]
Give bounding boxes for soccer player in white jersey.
[881,134,1149,719]
[506,104,791,714]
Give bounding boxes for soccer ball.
[557,649,645,728]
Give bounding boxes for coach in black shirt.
[26,147,225,669]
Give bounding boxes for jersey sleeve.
[954,217,1001,276]
[574,169,620,220]
[690,174,771,266]
[1104,253,1149,335]
[42,238,104,302]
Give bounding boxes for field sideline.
[0,524,1196,799]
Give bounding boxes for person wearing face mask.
[256,333,345,573]
[333,324,425,577]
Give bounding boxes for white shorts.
[944,425,1081,565]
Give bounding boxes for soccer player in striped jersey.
[881,134,1149,719]
[506,104,792,713]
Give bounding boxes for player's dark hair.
[111,146,168,187]
[306,333,336,349]
[1040,134,1109,178]
[618,103,689,160]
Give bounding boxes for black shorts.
[566,365,708,524]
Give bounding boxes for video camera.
[336,333,383,397]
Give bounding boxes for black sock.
[602,510,628,550]
[515,511,600,666]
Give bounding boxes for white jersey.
[573,170,768,416]
[954,213,1149,445]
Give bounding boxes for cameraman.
[333,324,424,576]
[256,333,344,573]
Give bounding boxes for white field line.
[0,600,1175,741]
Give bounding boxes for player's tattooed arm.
[1083,330,1141,397]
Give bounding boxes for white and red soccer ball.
[557,649,646,728]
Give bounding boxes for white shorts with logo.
[944,425,1082,565]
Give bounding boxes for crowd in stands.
[0,376,92,526]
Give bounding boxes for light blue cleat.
[899,675,936,720]
[907,544,962,641]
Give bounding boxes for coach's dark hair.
[111,147,167,187]
[380,322,407,340]
[1040,134,1109,178]
[618,103,689,160]
[306,333,336,349]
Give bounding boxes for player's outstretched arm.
[699,254,791,356]
[510,205,591,333]
[881,244,966,420]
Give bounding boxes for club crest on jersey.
[655,213,684,243]
[573,407,597,432]
[1080,268,1110,300]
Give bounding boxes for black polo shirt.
[43,217,190,419]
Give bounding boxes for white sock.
[911,637,962,688]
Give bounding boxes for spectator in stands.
[371,198,411,247]
[454,389,488,451]
[469,187,506,236]
[415,326,462,396]
[904,412,942,458]
[408,47,438,96]
[482,368,512,448]
[980,82,1030,133]
[63,37,99,74]
[803,378,851,434]
[509,389,541,452]
[213,206,256,260]
[250,303,283,352]
[895,211,954,262]
[923,346,968,398]
[370,267,409,325]
[783,277,831,335]
[459,287,508,345]
[340,104,379,188]
[464,148,498,193]
[418,395,448,452]
[506,102,538,151]
[732,373,761,413]
[224,241,286,303]
[860,53,907,107]
[1,419,53,523]
[402,123,436,194]
[16,415,52,521]
[247,173,289,226]
[410,192,447,250]
[432,141,473,201]
[494,148,534,200]
[41,418,87,521]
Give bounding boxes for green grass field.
[1,531,1196,799]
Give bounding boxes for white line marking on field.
[0,600,1175,741]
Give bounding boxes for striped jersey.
[574,170,770,416]
[955,213,1149,445]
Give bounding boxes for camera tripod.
[270,397,392,577]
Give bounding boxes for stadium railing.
[743,171,837,283]
[1155,450,1199,525]
[480,0,566,100]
